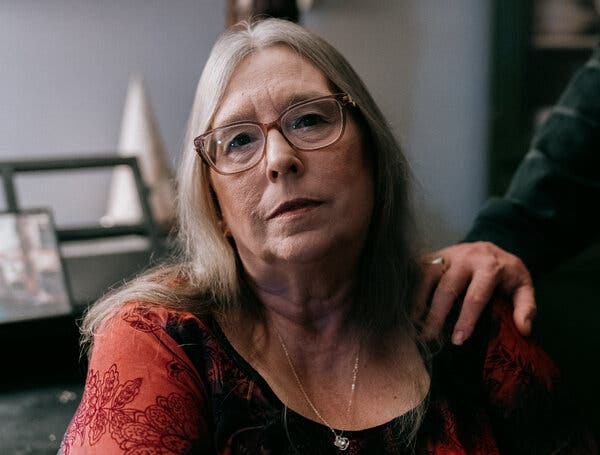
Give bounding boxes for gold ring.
[430,256,445,266]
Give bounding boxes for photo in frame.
[0,209,72,323]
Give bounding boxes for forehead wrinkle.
[212,47,332,127]
[213,93,261,127]
[214,87,334,128]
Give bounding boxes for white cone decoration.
[297,0,315,12]
[102,75,176,230]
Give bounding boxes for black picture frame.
[0,155,161,248]
[0,209,73,324]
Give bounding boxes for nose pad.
[265,129,304,181]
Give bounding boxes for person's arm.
[59,304,213,454]
[417,45,600,343]
[466,45,600,276]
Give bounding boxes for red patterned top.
[60,299,596,454]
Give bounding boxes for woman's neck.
[218,257,430,432]
[243,243,358,316]
[236,256,359,364]
[257,278,351,335]
[260,275,353,341]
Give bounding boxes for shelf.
[533,33,599,49]
[489,0,598,194]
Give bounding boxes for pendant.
[334,434,350,451]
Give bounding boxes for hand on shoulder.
[415,241,536,345]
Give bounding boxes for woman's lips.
[267,199,323,219]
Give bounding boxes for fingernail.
[452,330,465,346]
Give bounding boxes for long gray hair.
[82,16,421,367]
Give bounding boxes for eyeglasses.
[194,93,356,175]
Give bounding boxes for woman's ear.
[219,219,231,237]
[209,181,222,216]
[209,182,230,237]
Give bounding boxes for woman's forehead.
[212,47,331,126]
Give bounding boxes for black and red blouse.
[60,298,596,454]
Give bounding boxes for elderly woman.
[60,19,594,454]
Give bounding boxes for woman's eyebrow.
[284,91,330,107]
[214,91,332,127]
[214,110,255,127]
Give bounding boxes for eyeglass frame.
[193,93,357,175]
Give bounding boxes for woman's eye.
[291,114,327,129]
[227,133,255,152]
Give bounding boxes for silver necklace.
[276,331,360,451]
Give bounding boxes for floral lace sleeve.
[59,303,212,454]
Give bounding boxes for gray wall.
[0,1,225,226]
[1,0,490,248]
[304,0,491,247]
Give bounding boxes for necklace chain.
[276,331,360,451]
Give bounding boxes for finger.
[451,272,500,345]
[412,258,446,321]
[511,284,536,336]
[421,268,470,341]
[495,256,536,336]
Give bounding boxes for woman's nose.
[264,129,305,181]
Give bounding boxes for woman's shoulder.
[98,299,216,341]
[483,297,559,403]
[61,304,217,454]
[434,296,560,401]
[426,297,597,453]
[428,296,561,424]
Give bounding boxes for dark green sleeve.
[465,46,600,276]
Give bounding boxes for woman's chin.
[262,234,358,266]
